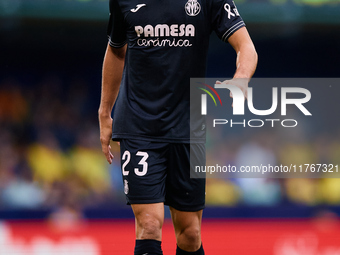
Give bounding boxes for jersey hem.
[112,133,205,144]
[126,198,165,205]
[164,201,206,212]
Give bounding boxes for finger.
[216,80,221,84]
[107,150,113,164]
[108,145,114,163]
[109,145,114,158]
[108,157,113,164]
[101,143,112,164]
[106,150,112,164]
[105,151,112,164]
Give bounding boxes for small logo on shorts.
[185,0,201,16]
[124,180,129,194]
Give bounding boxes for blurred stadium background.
[0,0,340,254]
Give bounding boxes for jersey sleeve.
[107,0,127,48]
[211,0,245,43]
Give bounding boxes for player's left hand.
[216,78,248,107]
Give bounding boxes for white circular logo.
[185,0,201,16]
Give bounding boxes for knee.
[181,226,200,243]
[177,226,201,250]
[136,217,163,239]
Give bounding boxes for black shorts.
[119,139,206,212]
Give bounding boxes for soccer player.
[98,0,257,254]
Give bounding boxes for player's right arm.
[98,44,126,164]
[99,0,127,163]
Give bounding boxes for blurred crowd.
[205,123,340,207]
[0,74,124,215]
[0,74,340,215]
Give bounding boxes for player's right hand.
[99,116,114,164]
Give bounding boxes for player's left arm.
[229,26,257,80]
[217,27,258,98]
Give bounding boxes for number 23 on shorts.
[122,150,149,176]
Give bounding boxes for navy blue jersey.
[107,0,245,143]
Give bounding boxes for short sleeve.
[211,0,245,42]
[107,0,127,48]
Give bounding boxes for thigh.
[170,206,203,231]
[165,143,206,211]
[120,139,168,205]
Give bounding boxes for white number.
[121,150,149,176]
[122,150,131,176]
[134,151,149,176]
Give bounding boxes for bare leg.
[131,203,164,241]
[170,207,203,252]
